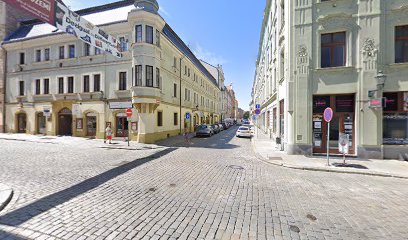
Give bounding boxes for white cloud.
[192,42,227,66]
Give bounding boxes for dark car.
[195,124,214,137]
[211,124,220,134]
[222,122,229,129]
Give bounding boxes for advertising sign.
[4,0,122,58]
[338,133,349,154]
[3,0,56,25]
[109,101,132,109]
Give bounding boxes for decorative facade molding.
[317,13,356,31]
[361,38,377,57]
[297,45,308,57]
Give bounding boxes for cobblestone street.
[0,128,407,240]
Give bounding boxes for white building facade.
[3,0,222,143]
[253,0,408,160]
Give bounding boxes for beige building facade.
[253,0,408,160]
[2,0,222,143]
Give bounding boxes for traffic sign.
[186,112,190,120]
[323,107,333,122]
[255,109,261,115]
[256,104,261,109]
[126,108,132,117]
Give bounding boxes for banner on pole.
[4,0,122,58]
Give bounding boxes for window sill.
[388,62,408,68]
[315,66,354,72]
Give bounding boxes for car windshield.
[198,125,207,130]
[239,127,249,130]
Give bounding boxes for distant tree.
[243,111,250,119]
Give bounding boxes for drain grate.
[149,187,156,192]
[229,165,244,170]
[306,214,317,221]
[289,225,300,233]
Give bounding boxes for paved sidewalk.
[0,184,12,212]
[251,127,408,179]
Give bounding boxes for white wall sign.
[109,102,132,109]
[72,104,82,118]
[338,133,349,154]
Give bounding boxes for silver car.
[236,126,251,138]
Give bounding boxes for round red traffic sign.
[323,107,333,122]
[126,108,132,117]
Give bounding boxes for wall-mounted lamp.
[368,70,387,98]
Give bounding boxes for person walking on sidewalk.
[105,124,113,144]
[183,128,190,144]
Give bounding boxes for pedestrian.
[183,128,190,144]
[105,124,113,144]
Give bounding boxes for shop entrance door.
[116,116,128,137]
[17,113,27,133]
[37,112,46,134]
[58,108,72,136]
[86,114,97,137]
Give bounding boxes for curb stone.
[250,137,408,180]
[0,184,13,212]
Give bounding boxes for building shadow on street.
[0,229,26,240]
[0,147,177,227]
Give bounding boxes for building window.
[36,50,41,62]
[156,29,160,47]
[84,43,91,56]
[146,65,153,87]
[173,57,177,68]
[35,79,41,95]
[173,83,177,97]
[44,48,50,61]
[119,37,128,52]
[395,25,408,63]
[157,111,163,127]
[135,65,142,86]
[58,77,64,94]
[59,46,65,59]
[94,74,101,92]
[68,77,74,93]
[321,32,346,68]
[95,47,101,55]
[188,68,190,77]
[19,81,24,96]
[136,25,142,43]
[146,25,153,44]
[174,112,178,125]
[19,52,25,65]
[83,75,90,92]
[156,68,160,88]
[44,79,49,94]
[69,45,75,58]
[383,92,408,145]
[184,66,187,75]
[119,72,127,90]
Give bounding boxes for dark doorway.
[58,108,72,136]
[37,112,46,134]
[116,115,128,137]
[17,113,27,133]
[86,113,97,137]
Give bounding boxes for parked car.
[218,123,224,131]
[211,124,220,134]
[222,122,229,129]
[243,124,255,134]
[236,126,251,138]
[196,124,214,137]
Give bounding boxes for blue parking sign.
[256,104,260,109]
[186,113,190,119]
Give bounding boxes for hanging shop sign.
[4,0,122,58]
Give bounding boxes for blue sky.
[64,0,265,111]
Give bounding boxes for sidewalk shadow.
[0,147,177,227]
[0,230,26,240]
[332,163,369,169]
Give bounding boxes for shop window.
[383,92,408,145]
[395,25,408,63]
[44,79,49,94]
[146,25,153,44]
[157,111,163,127]
[68,77,74,93]
[58,77,64,94]
[119,72,127,90]
[313,96,331,113]
[83,75,90,92]
[146,65,153,87]
[136,25,142,43]
[35,79,41,95]
[94,74,101,92]
[321,32,346,68]
[135,65,142,86]
[335,95,354,112]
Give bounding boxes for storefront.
[116,113,128,137]
[58,108,72,136]
[312,94,355,155]
[383,92,408,145]
[86,112,97,137]
[36,112,46,134]
[17,112,27,133]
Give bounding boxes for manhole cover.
[289,225,300,233]
[169,184,176,187]
[307,214,317,221]
[149,187,156,192]
[229,165,244,170]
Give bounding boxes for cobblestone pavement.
[0,127,407,240]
